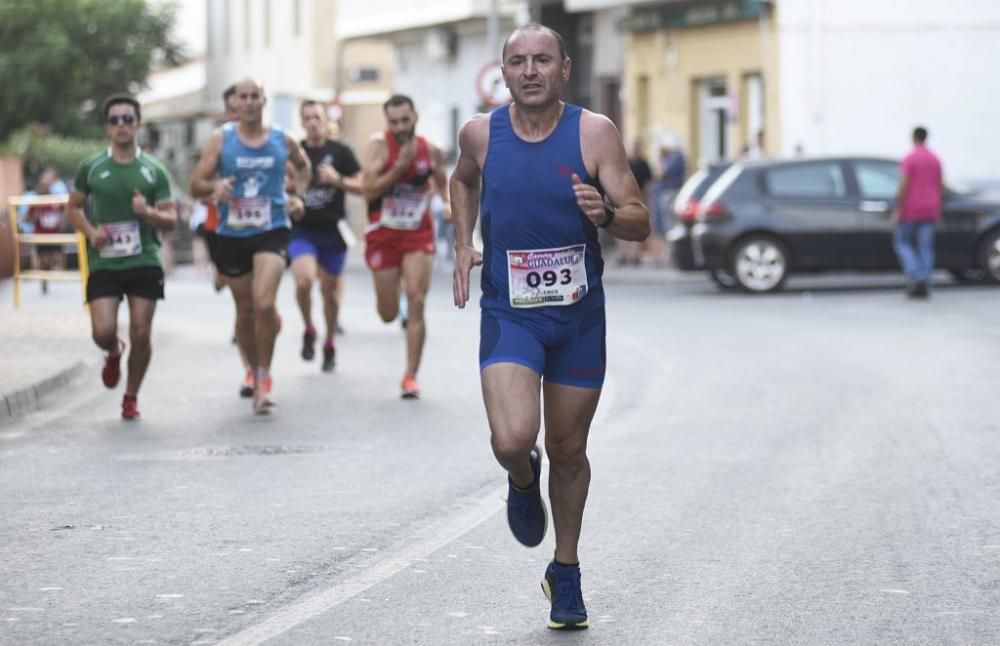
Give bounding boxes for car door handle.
[860,200,890,213]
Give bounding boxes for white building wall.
[392,26,498,155]
[337,0,522,39]
[777,0,1000,181]
[206,0,318,129]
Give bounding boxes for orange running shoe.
[253,375,275,415]
[400,373,420,400]
[102,338,126,389]
[121,394,140,420]
[239,370,255,398]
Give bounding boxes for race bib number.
[99,221,142,259]
[380,188,428,231]
[507,244,588,308]
[229,197,272,230]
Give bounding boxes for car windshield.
[701,163,743,206]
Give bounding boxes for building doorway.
[699,78,729,162]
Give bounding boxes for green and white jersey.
[73,147,173,272]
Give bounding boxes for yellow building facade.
[623,1,780,166]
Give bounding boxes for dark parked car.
[689,157,1000,292]
[668,162,729,268]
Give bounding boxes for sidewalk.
[0,283,95,427]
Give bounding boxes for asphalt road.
[2,264,999,645]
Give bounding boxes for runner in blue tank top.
[451,24,650,631]
[190,78,312,415]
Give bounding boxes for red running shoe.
[121,394,140,420]
[239,370,255,398]
[400,373,420,400]
[253,375,274,415]
[102,338,125,389]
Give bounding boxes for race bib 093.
[507,244,588,308]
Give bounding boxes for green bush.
[0,127,105,178]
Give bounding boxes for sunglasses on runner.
[106,114,136,126]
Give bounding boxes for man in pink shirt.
[891,126,943,298]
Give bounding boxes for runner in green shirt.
[67,95,177,420]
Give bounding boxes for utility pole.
[487,0,499,62]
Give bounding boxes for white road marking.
[216,485,506,646]
[40,587,63,592]
[879,589,910,595]
[211,361,621,646]
[112,617,137,624]
[156,594,184,599]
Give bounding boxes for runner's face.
[385,104,417,144]
[301,105,327,140]
[104,103,139,146]
[235,82,266,123]
[502,31,569,108]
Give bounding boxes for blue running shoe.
[542,561,589,630]
[506,445,547,547]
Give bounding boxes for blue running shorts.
[479,309,606,389]
[288,230,348,276]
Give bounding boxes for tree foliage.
[0,0,184,139]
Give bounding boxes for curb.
[0,361,88,428]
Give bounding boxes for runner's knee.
[92,325,117,350]
[545,433,589,466]
[128,324,151,351]
[491,431,536,465]
[376,301,398,323]
[294,274,312,292]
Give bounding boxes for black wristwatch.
[598,203,616,228]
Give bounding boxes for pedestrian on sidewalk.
[618,139,653,266]
[891,126,943,299]
[451,23,650,630]
[66,95,177,420]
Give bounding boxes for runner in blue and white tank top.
[450,24,650,631]
[190,78,312,416]
[216,121,290,237]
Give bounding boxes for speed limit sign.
[476,61,510,108]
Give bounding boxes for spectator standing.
[891,126,943,299]
[19,166,70,293]
[619,139,653,266]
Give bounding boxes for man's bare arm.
[580,112,650,242]
[190,131,225,198]
[285,134,312,195]
[135,195,178,231]
[361,136,412,203]
[66,191,104,246]
[430,144,450,204]
[450,115,489,307]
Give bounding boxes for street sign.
[476,61,510,108]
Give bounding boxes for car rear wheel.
[729,235,789,293]
[977,229,1000,283]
